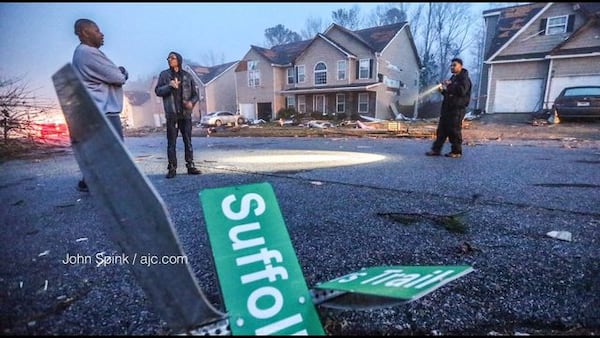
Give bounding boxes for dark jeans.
[166,117,194,169]
[431,109,465,154]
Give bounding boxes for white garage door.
[238,103,256,120]
[547,75,600,106]
[494,79,544,113]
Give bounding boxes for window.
[336,94,345,113]
[287,68,294,85]
[314,62,327,85]
[358,93,368,113]
[248,60,260,87]
[286,96,295,109]
[546,15,568,35]
[296,65,305,83]
[337,60,347,81]
[297,95,306,113]
[359,59,371,79]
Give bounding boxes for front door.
[314,95,326,115]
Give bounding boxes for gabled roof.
[294,33,356,61]
[124,91,150,106]
[484,2,548,60]
[324,22,407,53]
[187,61,238,85]
[251,39,312,66]
[353,22,407,53]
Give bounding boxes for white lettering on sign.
[248,286,283,319]
[221,192,307,335]
[360,269,456,289]
[222,193,266,220]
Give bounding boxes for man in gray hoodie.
[154,51,201,179]
[72,18,129,192]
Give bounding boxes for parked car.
[200,111,245,127]
[553,86,600,120]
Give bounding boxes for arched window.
[314,62,327,85]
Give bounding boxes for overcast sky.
[0,2,490,102]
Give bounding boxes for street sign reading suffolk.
[316,265,473,303]
[200,183,324,336]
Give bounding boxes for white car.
[200,111,245,127]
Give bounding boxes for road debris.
[38,250,50,257]
[546,231,572,242]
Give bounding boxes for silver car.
[200,111,245,127]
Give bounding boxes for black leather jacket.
[155,52,198,119]
[440,68,472,114]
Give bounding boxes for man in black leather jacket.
[155,51,201,178]
[426,58,472,158]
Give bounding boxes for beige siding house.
[236,22,421,121]
[184,61,239,120]
[123,88,164,128]
[479,2,600,114]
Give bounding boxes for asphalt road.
[1,134,599,335]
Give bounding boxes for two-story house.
[184,61,239,118]
[478,2,600,114]
[235,22,421,121]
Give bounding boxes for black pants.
[431,109,465,154]
[166,117,194,169]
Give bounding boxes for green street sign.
[316,265,473,302]
[200,182,324,336]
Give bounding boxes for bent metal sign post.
[200,183,324,335]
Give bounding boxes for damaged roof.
[483,2,548,60]
[251,39,312,65]
[124,91,150,106]
[188,61,238,85]
[353,22,407,52]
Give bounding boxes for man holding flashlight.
[426,58,472,158]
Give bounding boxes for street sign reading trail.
[200,183,325,336]
[52,64,226,333]
[315,265,473,303]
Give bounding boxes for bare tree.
[408,3,439,90]
[431,3,473,83]
[0,76,53,142]
[331,5,362,30]
[301,15,326,39]
[200,51,226,66]
[365,3,407,27]
[264,24,302,47]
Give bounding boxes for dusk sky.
[0,2,490,104]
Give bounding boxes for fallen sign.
[199,182,475,329]
[53,63,473,335]
[314,265,473,310]
[200,183,325,335]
